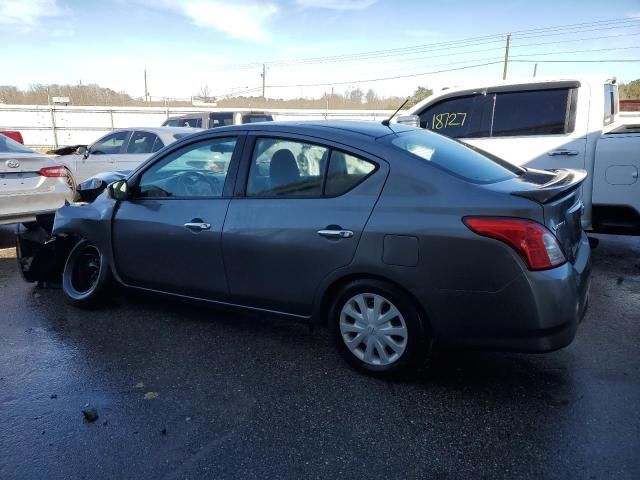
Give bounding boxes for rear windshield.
[0,135,35,154]
[384,130,523,184]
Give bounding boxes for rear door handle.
[548,149,579,156]
[317,229,354,239]
[184,222,211,232]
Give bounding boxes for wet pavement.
[0,225,639,479]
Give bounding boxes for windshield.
[0,135,36,154]
[383,130,524,184]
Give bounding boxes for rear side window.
[247,138,328,196]
[491,89,570,136]
[325,151,376,196]
[386,130,523,184]
[419,95,485,138]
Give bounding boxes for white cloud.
[295,0,377,11]
[0,0,60,25]
[148,0,278,42]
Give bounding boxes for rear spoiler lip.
[510,168,587,204]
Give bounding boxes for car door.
[111,134,244,300]
[78,130,131,181]
[118,130,164,172]
[222,133,387,316]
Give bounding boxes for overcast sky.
[1,0,639,100]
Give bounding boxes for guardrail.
[0,104,396,149]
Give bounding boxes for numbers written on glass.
[431,112,468,130]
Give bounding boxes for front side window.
[325,151,376,196]
[491,89,569,136]
[137,137,237,198]
[91,131,129,155]
[419,95,484,138]
[385,130,523,184]
[247,138,329,196]
[126,131,161,154]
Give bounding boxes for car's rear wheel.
[329,279,429,376]
[62,239,112,307]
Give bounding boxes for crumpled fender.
[52,194,117,269]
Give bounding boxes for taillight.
[39,166,68,178]
[463,216,566,271]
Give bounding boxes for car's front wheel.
[62,239,112,307]
[329,279,429,376]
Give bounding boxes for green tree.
[406,86,433,108]
[619,79,640,100]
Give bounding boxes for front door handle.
[548,149,579,156]
[184,222,211,232]
[317,229,354,239]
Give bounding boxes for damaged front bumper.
[16,213,69,283]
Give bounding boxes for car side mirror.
[76,145,87,156]
[396,115,421,127]
[110,179,130,201]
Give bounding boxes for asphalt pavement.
[0,225,638,479]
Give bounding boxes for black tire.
[329,279,430,376]
[62,239,112,308]
[65,169,79,201]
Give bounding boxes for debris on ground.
[50,394,57,399]
[82,408,99,422]
[143,391,159,400]
[134,382,144,389]
[161,428,167,435]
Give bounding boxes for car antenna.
[381,97,410,127]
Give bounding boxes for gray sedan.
[18,121,591,375]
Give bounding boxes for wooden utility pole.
[144,69,149,102]
[533,63,538,78]
[261,64,266,99]
[502,34,511,80]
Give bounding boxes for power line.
[512,59,640,63]
[265,56,640,90]
[266,61,505,88]
[219,17,639,70]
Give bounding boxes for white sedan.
[54,127,200,186]
[0,135,72,225]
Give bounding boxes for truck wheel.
[329,279,430,376]
[62,240,112,308]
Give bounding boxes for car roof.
[197,120,415,140]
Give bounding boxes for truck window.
[180,118,202,128]
[604,84,618,126]
[491,89,570,137]
[209,113,234,128]
[242,114,274,124]
[418,95,486,139]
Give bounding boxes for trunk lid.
[0,153,49,174]
[488,168,587,263]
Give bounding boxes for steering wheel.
[174,171,221,196]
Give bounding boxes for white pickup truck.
[399,77,640,235]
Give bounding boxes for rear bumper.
[0,184,71,225]
[423,232,591,352]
